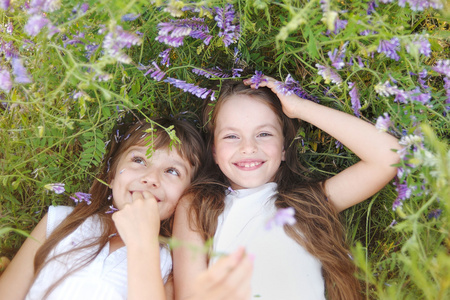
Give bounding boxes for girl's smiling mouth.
[233,160,264,170]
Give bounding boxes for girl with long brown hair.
[173,77,401,300]
[0,117,207,300]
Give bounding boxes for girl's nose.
[140,171,160,188]
[240,138,257,154]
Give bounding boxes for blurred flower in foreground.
[101,26,142,64]
[106,205,119,214]
[0,69,12,93]
[266,207,296,230]
[24,15,50,37]
[11,58,32,84]
[375,113,391,132]
[406,35,431,57]
[433,59,450,77]
[0,0,9,10]
[44,183,65,194]
[428,209,442,220]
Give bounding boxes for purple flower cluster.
[375,80,431,106]
[379,0,443,11]
[348,82,361,117]
[265,207,297,230]
[316,64,343,85]
[0,69,12,93]
[11,58,32,84]
[433,60,450,77]
[375,112,391,132]
[0,0,10,10]
[444,77,450,111]
[192,67,230,79]
[406,35,431,57]
[156,18,212,47]
[164,77,215,100]
[106,205,119,214]
[328,42,348,70]
[377,38,401,61]
[44,183,65,194]
[215,4,240,47]
[102,26,142,64]
[250,70,267,89]
[24,15,50,37]
[159,48,171,67]
[70,192,92,205]
[275,74,317,102]
[143,62,166,82]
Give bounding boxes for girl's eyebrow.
[218,123,280,132]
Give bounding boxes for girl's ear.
[281,147,286,161]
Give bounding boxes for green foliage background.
[1,0,449,298]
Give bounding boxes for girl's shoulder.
[46,205,75,237]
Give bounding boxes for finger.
[221,255,254,299]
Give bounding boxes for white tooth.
[250,163,255,167]
[244,163,250,168]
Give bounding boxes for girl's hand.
[112,191,161,248]
[243,76,306,119]
[191,247,253,300]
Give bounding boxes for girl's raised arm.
[0,214,48,299]
[247,77,401,212]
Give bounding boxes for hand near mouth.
[112,191,161,247]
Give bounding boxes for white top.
[26,206,172,300]
[212,182,325,300]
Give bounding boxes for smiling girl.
[173,77,401,300]
[0,117,205,300]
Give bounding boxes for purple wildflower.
[44,183,65,194]
[159,48,171,67]
[192,67,229,78]
[0,41,17,59]
[392,199,403,211]
[395,181,412,201]
[433,60,450,77]
[335,140,343,149]
[156,18,207,48]
[64,31,85,47]
[375,113,391,132]
[155,35,185,47]
[377,38,401,61]
[389,219,398,227]
[121,13,140,22]
[359,29,378,36]
[265,207,297,230]
[0,0,10,10]
[102,26,142,64]
[406,35,431,57]
[231,68,243,78]
[428,209,442,220]
[444,77,450,111]
[70,192,92,205]
[84,43,99,60]
[11,58,32,84]
[375,81,399,97]
[326,18,348,35]
[328,42,348,70]
[24,15,50,37]
[401,0,444,11]
[417,69,428,90]
[215,4,240,47]
[250,71,267,89]
[143,62,166,82]
[367,0,378,14]
[190,30,213,45]
[106,205,119,214]
[316,64,343,85]
[275,74,317,102]
[0,69,12,93]
[409,87,431,106]
[5,22,13,34]
[164,77,214,99]
[28,0,60,14]
[348,82,361,117]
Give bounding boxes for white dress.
[26,206,172,300]
[211,182,325,300]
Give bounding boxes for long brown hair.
[33,116,205,298]
[187,81,362,300]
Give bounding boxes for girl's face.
[109,145,192,220]
[213,95,285,190]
